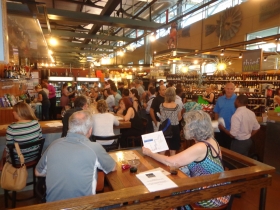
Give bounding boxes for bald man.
[214,82,237,149]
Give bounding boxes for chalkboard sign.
[242,49,263,72]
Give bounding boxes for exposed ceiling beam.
[35,7,161,30]
[7,2,34,17]
[84,0,121,44]
[56,0,104,10]
[56,41,116,49]
[43,29,134,42]
[26,0,39,17]
[53,48,110,53]
[7,2,161,30]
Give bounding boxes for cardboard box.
[268,110,280,122]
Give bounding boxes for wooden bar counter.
[0,119,131,161]
[14,148,275,210]
[0,119,131,137]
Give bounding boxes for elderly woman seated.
[142,110,230,209]
[92,100,119,145]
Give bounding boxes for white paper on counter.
[138,167,170,176]
[45,122,63,127]
[136,170,177,192]
[114,116,123,121]
[109,150,139,162]
[141,131,169,153]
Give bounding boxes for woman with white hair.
[142,110,230,209]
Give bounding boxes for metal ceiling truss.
[6,0,230,67]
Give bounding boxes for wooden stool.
[190,203,228,210]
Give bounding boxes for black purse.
[137,101,148,120]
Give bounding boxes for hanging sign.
[0,0,9,63]
[242,49,263,72]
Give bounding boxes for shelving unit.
[0,79,30,124]
[166,73,280,117]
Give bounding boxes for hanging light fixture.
[220,49,224,56]
[49,37,58,46]
[214,57,233,75]
[239,53,242,58]
[150,32,157,42]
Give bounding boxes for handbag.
[159,118,173,139]
[137,101,148,120]
[159,103,177,138]
[1,143,28,191]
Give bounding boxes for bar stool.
[190,203,228,210]
[90,134,121,152]
[190,194,234,210]
[126,118,148,147]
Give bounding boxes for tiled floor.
[0,172,279,210]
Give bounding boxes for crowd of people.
[2,79,262,209]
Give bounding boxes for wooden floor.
[0,172,279,210]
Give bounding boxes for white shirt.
[175,95,183,110]
[230,106,260,140]
[146,94,156,114]
[92,113,119,145]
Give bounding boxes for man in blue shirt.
[214,82,237,149]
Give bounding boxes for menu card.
[136,171,177,192]
[141,131,169,153]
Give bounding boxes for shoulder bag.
[1,143,28,191]
[137,101,148,120]
[159,104,174,138]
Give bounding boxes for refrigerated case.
[48,76,75,106]
[76,77,100,91]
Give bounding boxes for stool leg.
[4,190,8,208]
[12,191,16,208]
[33,166,36,196]
[132,137,135,147]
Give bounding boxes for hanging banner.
[242,49,263,72]
[0,0,9,63]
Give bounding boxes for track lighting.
[239,53,242,58]
[264,56,267,61]
[220,49,224,56]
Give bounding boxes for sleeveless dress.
[60,88,70,107]
[205,92,215,104]
[160,103,181,150]
[120,107,143,148]
[175,141,230,209]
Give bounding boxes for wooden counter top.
[0,120,131,137]
[13,147,275,210]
